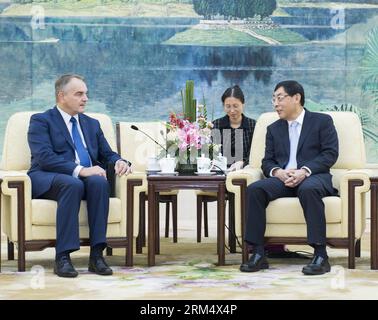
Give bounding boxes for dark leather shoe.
[302,255,331,275]
[240,253,269,272]
[54,255,78,278]
[88,256,113,275]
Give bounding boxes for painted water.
[0,15,376,160]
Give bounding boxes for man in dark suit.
[240,80,339,275]
[28,74,132,278]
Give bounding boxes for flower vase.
[177,149,197,175]
[177,162,197,175]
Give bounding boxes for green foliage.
[307,100,378,144]
[326,104,378,143]
[360,27,378,106]
[254,0,277,18]
[200,87,207,119]
[183,80,196,122]
[192,0,277,19]
[252,28,307,44]
[164,28,266,46]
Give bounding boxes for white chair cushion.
[266,196,341,224]
[31,198,122,226]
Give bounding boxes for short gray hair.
[55,74,85,99]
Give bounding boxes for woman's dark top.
[212,114,256,166]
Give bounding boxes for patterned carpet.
[1,235,378,300]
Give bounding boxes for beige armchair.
[0,112,137,271]
[116,122,178,254]
[226,112,370,268]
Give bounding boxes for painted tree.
[360,27,378,106]
[192,0,207,18]
[253,0,277,18]
[192,0,276,19]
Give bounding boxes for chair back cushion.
[1,111,116,171]
[118,122,166,172]
[1,112,35,170]
[249,111,366,170]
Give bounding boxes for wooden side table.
[370,177,378,270]
[147,175,226,267]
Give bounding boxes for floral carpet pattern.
[1,237,378,300]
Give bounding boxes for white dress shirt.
[270,109,312,177]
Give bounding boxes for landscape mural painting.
[0,0,377,161]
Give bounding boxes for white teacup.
[159,156,176,173]
[213,153,227,171]
[197,156,213,173]
[147,156,160,171]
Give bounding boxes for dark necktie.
[70,117,91,167]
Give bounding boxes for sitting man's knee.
[297,184,321,197]
[62,177,85,196]
[85,175,109,187]
[247,181,265,194]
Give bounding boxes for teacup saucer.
[157,171,179,176]
[146,169,161,175]
[194,171,216,176]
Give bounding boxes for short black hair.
[221,85,245,104]
[55,74,85,99]
[274,80,305,106]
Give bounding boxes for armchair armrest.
[338,170,371,238]
[114,173,147,236]
[225,168,263,245]
[363,166,378,178]
[0,171,32,242]
[226,168,263,194]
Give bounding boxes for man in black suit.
[28,74,132,278]
[240,80,339,275]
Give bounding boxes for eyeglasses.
[271,94,289,105]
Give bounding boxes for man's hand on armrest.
[114,159,132,176]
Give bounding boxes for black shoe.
[88,256,113,276]
[302,255,331,275]
[240,253,269,273]
[54,255,78,278]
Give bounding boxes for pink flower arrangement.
[165,112,216,155]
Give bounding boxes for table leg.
[0,179,2,272]
[371,180,378,270]
[148,183,156,266]
[217,182,226,266]
[155,192,160,255]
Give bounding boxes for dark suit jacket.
[28,107,122,198]
[261,109,339,194]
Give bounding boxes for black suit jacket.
[261,110,339,194]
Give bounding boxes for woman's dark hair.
[274,80,305,106]
[221,85,245,104]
